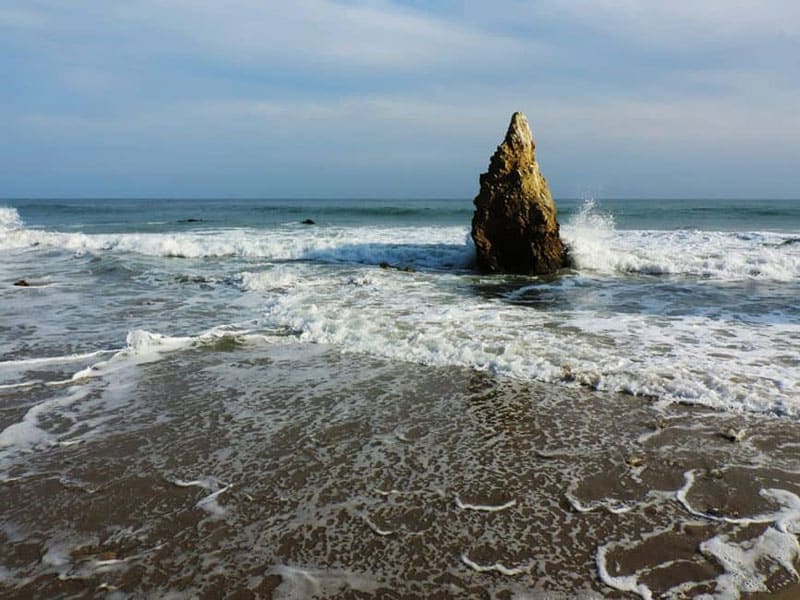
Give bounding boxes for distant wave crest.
[0,222,475,270]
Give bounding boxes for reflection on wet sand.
[2,344,799,598]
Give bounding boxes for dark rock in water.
[179,218,203,223]
[378,262,414,273]
[176,274,209,284]
[471,112,568,275]
[13,279,30,287]
[301,219,315,225]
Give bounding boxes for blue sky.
[1,1,799,198]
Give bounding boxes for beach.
[3,343,800,597]
[2,198,800,597]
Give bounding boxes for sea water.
[1,197,800,597]
[3,198,798,413]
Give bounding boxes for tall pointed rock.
[471,112,568,274]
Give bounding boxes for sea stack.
[471,112,568,275]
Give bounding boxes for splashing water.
[561,198,618,272]
[0,206,23,230]
[562,199,800,281]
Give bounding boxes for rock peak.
[505,112,535,152]
[470,112,568,275]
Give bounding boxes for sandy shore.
[2,343,799,598]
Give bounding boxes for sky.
[1,0,799,199]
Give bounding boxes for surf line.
[454,494,517,512]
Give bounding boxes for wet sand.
[1,343,799,598]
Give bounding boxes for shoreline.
[2,342,799,597]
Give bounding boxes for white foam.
[248,261,800,415]
[0,350,118,390]
[700,527,800,597]
[269,565,383,599]
[0,206,23,230]
[171,477,232,517]
[563,201,800,282]
[595,543,654,600]
[69,326,263,382]
[69,330,194,381]
[0,222,473,269]
[672,468,800,597]
[677,470,800,527]
[460,554,532,576]
[454,495,517,512]
[0,326,262,455]
[0,386,88,451]
[4,201,799,419]
[239,266,302,292]
[565,493,638,515]
[40,543,72,568]
[0,349,115,370]
[5,200,797,280]
[360,513,395,537]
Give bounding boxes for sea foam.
[4,202,800,415]
[563,200,800,281]
[598,470,800,599]
[0,222,473,270]
[0,206,23,230]
[0,326,267,458]
[4,201,799,281]
[241,260,800,415]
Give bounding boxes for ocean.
[1,197,800,598]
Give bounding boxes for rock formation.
[471,112,568,275]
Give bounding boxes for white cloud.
[2,0,800,197]
[100,0,528,72]
[535,0,800,48]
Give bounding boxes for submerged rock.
[301,218,315,225]
[378,262,414,273]
[471,112,568,274]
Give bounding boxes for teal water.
[6,197,800,233]
[2,196,799,415]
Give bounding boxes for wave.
[563,200,800,281]
[0,223,474,269]
[70,326,277,381]
[4,201,799,281]
[0,206,23,230]
[238,262,800,416]
[0,348,120,392]
[0,326,278,454]
[0,349,121,368]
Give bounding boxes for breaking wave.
[0,206,23,230]
[4,201,799,280]
[0,222,474,270]
[564,200,800,281]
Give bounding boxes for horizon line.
[3,196,799,202]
